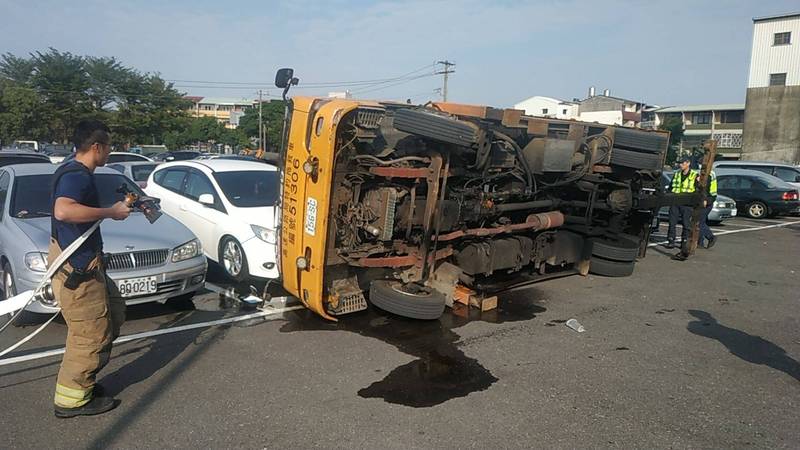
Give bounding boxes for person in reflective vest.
[665,157,697,249]
[699,169,718,248]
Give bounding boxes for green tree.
[659,116,684,166]
[0,79,50,144]
[238,100,285,150]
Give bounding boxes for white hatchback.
[145,159,280,281]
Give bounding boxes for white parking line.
[0,304,305,367]
[649,219,800,248]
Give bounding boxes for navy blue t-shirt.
[52,161,103,271]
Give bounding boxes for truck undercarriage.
[282,98,669,320]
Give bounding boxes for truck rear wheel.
[369,280,446,320]
[588,256,635,277]
[589,237,639,262]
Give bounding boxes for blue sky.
[2,0,798,107]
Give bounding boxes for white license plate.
[304,197,318,236]
[116,276,158,298]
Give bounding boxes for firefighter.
[50,120,131,418]
[665,157,697,249]
[699,169,718,249]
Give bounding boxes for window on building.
[562,109,568,115]
[542,108,548,114]
[693,112,711,124]
[713,133,743,149]
[769,73,787,86]
[201,104,214,111]
[720,110,743,123]
[774,32,791,46]
[218,105,232,112]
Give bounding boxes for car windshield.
[131,164,158,181]
[11,173,146,218]
[213,170,278,207]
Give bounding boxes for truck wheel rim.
[749,204,764,217]
[223,241,242,276]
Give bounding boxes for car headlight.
[713,201,722,208]
[25,252,48,272]
[251,225,277,244]
[172,239,202,263]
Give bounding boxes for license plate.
[304,197,318,236]
[116,276,157,298]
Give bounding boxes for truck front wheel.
[369,280,446,320]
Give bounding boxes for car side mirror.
[198,193,215,206]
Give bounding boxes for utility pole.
[436,60,455,102]
[258,90,263,151]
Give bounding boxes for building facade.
[184,96,258,129]
[643,104,745,159]
[742,12,800,163]
[513,96,579,120]
[514,89,645,127]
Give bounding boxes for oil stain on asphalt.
[279,291,546,407]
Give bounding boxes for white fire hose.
[0,220,102,357]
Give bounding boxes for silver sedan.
[0,163,207,320]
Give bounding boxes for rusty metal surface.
[368,166,431,178]
[437,211,565,242]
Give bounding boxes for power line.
[350,73,439,96]
[165,63,436,90]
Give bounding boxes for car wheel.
[369,280,445,320]
[219,237,248,282]
[707,220,722,226]
[1,261,43,327]
[589,237,639,262]
[745,201,768,219]
[588,256,635,277]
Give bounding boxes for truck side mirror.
[275,68,295,88]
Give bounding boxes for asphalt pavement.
[1,217,798,449]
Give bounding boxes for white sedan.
[145,159,280,281]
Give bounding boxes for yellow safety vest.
[671,170,697,193]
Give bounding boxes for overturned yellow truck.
[275,70,668,321]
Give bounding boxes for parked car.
[145,159,279,281]
[107,161,161,188]
[0,151,51,167]
[106,152,154,163]
[715,168,800,219]
[714,161,800,190]
[0,164,207,321]
[41,145,74,164]
[153,151,201,162]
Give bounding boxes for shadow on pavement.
[687,310,800,382]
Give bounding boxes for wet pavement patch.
[280,291,546,407]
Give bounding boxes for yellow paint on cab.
[279,96,365,320]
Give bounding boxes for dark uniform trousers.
[667,205,692,245]
[48,238,125,408]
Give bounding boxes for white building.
[742,12,800,163]
[643,104,745,159]
[513,96,578,120]
[513,88,646,127]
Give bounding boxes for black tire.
[219,236,249,282]
[392,108,479,147]
[708,220,722,226]
[609,148,662,170]
[1,262,45,326]
[612,128,668,154]
[369,280,445,320]
[589,256,635,277]
[745,201,768,219]
[589,237,639,262]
